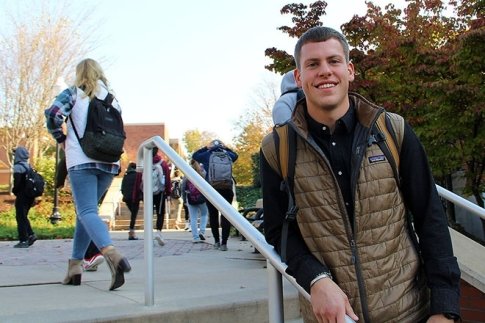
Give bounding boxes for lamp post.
[50,142,61,224]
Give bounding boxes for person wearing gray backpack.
[192,139,238,251]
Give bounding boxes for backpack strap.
[104,93,114,105]
[372,112,404,186]
[69,92,114,142]
[281,88,305,102]
[262,124,297,262]
[372,112,423,263]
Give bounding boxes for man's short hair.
[294,26,350,69]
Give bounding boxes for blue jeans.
[68,168,114,259]
[187,203,208,240]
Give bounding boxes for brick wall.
[121,123,185,173]
[124,123,168,164]
[460,280,485,322]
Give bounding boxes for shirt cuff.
[429,288,460,319]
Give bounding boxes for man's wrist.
[310,271,332,287]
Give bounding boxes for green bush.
[0,200,76,240]
[236,185,262,210]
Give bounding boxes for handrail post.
[267,260,284,323]
[142,147,154,306]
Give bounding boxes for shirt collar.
[306,102,356,136]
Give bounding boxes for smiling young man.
[261,27,460,323]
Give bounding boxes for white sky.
[2,0,405,143]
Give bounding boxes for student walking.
[11,147,37,248]
[182,160,208,243]
[45,58,131,290]
[192,139,238,251]
[121,162,141,240]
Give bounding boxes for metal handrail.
[436,185,485,220]
[137,136,484,323]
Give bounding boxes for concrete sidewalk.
[0,230,301,323]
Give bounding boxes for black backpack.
[171,180,182,199]
[71,93,126,162]
[22,166,45,198]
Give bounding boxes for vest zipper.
[350,239,371,323]
[299,127,372,322]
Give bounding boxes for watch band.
[310,272,333,287]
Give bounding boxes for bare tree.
[232,77,278,185]
[0,2,96,166]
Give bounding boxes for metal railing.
[137,136,485,323]
[436,185,485,220]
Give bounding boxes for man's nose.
[318,62,332,77]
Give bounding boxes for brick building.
[115,122,185,171]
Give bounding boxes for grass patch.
[0,200,76,241]
[0,186,262,241]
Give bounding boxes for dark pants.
[84,241,100,259]
[154,193,167,231]
[15,194,35,242]
[183,203,189,221]
[206,188,234,245]
[124,199,140,230]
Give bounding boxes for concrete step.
[0,231,304,323]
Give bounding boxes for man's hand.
[427,314,454,323]
[310,278,359,323]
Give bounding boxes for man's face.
[295,38,355,116]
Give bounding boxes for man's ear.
[294,69,302,87]
[348,61,355,82]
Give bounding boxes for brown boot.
[128,230,138,240]
[102,246,131,290]
[62,259,82,285]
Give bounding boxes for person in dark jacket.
[261,26,460,323]
[192,139,238,251]
[121,162,141,240]
[133,147,171,246]
[11,146,37,248]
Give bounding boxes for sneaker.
[213,242,220,249]
[220,244,228,251]
[154,232,165,246]
[192,238,201,243]
[83,253,104,272]
[28,234,37,246]
[13,241,29,248]
[199,233,206,241]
